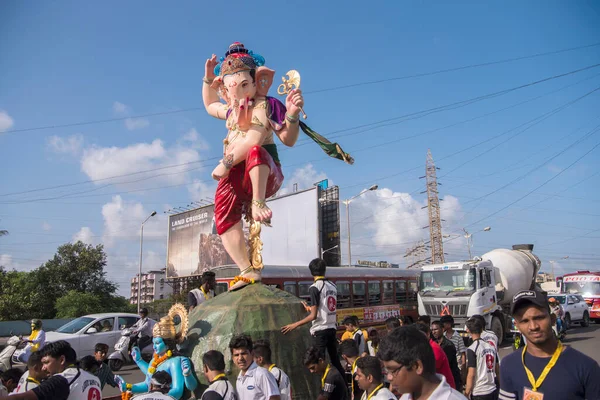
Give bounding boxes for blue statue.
[116,304,198,399]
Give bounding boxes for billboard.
[166,187,321,278]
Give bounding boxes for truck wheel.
[491,316,503,345]
[564,313,571,330]
[109,359,123,372]
[581,312,590,327]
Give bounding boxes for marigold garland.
[121,391,133,400]
[230,275,255,287]
[148,350,173,374]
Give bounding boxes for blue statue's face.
[153,337,167,355]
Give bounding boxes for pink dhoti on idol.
[203,42,353,291]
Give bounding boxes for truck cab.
[418,260,504,340]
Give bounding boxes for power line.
[3,42,599,136]
[4,62,600,204]
[465,139,600,229]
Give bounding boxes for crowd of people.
[2,258,600,399]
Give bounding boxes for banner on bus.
[166,187,321,278]
[336,305,402,326]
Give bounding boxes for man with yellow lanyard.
[303,347,348,400]
[188,270,216,313]
[200,350,238,400]
[354,356,395,400]
[339,339,364,400]
[499,290,600,400]
[18,319,45,363]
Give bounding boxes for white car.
[44,313,151,359]
[548,294,591,328]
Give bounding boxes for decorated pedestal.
[181,284,319,400]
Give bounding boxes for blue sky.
[1,1,599,295]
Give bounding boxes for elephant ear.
[210,76,231,106]
[255,66,275,97]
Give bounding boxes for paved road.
[498,322,600,363]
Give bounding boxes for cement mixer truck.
[417,244,541,343]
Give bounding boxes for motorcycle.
[0,336,27,373]
[553,319,567,342]
[107,328,153,371]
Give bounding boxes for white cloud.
[113,101,129,114]
[125,117,150,131]
[188,179,215,202]
[47,134,84,155]
[42,222,52,231]
[181,128,209,150]
[277,163,328,196]
[101,195,164,247]
[80,138,202,188]
[0,110,15,133]
[547,165,563,174]
[73,227,95,244]
[342,189,463,266]
[0,254,14,268]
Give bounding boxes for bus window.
[283,281,297,297]
[353,281,366,307]
[383,280,394,304]
[298,281,313,303]
[215,282,228,295]
[408,281,418,301]
[395,281,407,303]
[336,281,351,309]
[368,281,381,305]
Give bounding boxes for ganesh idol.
[202,42,353,291]
[116,304,198,400]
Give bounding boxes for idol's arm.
[181,358,198,392]
[131,347,150,375]
[202,81,227,120]
[168,363,185,399]
[275,116,300,147]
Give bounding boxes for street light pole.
[319,185,378,267]
[463,226,490,260]
[138,211,157,313]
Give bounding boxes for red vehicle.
[558,270,600,323]
[212,265,420,333]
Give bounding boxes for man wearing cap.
[499,290,600,400]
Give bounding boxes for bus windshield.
[564,281,600,296]
[419,269,476,295]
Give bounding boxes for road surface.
[100,323,600,398]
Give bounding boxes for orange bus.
[211,265,420,334]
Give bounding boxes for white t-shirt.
[466,339,497,396]
[267,365,291,400]
[131,392,176,400]
[236,362,280,400]
[360,385,396,400]
[352,329,366,355]
[309,279,338,335]
[481,330,498,352]
[10,370,39,394]
[201,376,238,400]
[399,374,467,400]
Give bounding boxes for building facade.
[130,268,173,305]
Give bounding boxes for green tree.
[32,241,118,318]
[55,291,104,318]
[0,267,37,320]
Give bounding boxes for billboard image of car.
[166,187,321,278]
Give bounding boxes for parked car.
[44,313,154,359]
[548,294,590,328]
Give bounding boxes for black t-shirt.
[202,392,224,400]
[499,345,600,400]
[321,366,349,400]
[32,375,70,400]
[439,336,462,387]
